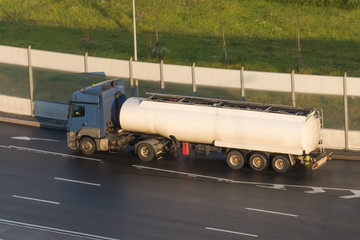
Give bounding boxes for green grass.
[0,63,30,98]
[0,0,360,76]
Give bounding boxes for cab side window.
[70,105,85,118]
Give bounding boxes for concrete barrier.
[0,95,31,115]
[34,100,68,120]
[0,95,68,120]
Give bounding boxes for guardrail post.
[27,45,34,117]
[241,67,245,101]
[192,63,196,96]
[291,70,296,107]
[343,73,349,150]
[160,60,165,94]
[135,78,139,97]
[130,57,134,97]
[84,52,89,86]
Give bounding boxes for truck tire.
[136,143,155,162]
[80,137,96,155]
[272,155,290,173]
[226,150,245,170]
[249,152,269,171]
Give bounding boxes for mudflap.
[312,152,332,170]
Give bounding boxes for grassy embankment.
[1,0,360,74]
[0,0,359,129]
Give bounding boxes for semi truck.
[67,79,331,173]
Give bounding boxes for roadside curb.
[330,150,360,161]
[0,116,41,128]
[0,113,67,131]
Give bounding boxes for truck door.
[68,103,100,133]
[68,104,87,133]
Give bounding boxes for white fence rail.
[0,95,32,115]
[0,95,67,120]
[0,45,359,150]
[33,100,68,120]
[1,45,360,96]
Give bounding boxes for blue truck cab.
[67,79,126,154]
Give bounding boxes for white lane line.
[206,227,258,238]
[12,195,60,205]
[0,218,120,240]
[133,165,360,199]
[257,184,286,190]
[339,190,360,199]
[0,144,102,163]
[11,136,65,143]
[133,165,238,183]
[305,187,326,194]
[54,177,101,187]
[0,144,11,149]
[246,207,298,217]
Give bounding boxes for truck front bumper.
[67,132,78,150]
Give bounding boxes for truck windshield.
[70,105,85,118]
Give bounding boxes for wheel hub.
[85,143,91,150]
[253,157,263,167]
[141,147,150,157]
[230,156,240,166]
[275,159,285,170]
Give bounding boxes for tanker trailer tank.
[120,97,320,155]
[119,95,331,172]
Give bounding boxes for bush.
[268,0,360,9]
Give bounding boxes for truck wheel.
[249,152,269,171]
[226,150,245,170]
[272,155,290,173]
[80,137,96,155]
[136,143,155,162]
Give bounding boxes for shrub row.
[268,0,360,9]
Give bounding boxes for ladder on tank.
[146,93,313,116]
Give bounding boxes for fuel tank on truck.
[119,97,322,155]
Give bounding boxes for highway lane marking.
[133,165,360,199]
[0,218,120,240]
[12,195,60,205]
[54,177,101,187]
[11,136,66,143]
[257,184,286,190]
[246,207,298,217]
[0,144,103,163]
[0,145,11,149]
[339,190,360,199]
[206,227,258,238]
[305,187,326,194]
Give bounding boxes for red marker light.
[182,142,189,155]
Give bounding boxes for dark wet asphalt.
[0,122,359,240]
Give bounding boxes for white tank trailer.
[119,94,331,173]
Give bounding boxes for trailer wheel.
[136,143,155,162]
[80,137,96,155]
[249,152,269,171]
[272,155,290,173]
[226,151,245,170]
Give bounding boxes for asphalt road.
[0,122,359,240]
